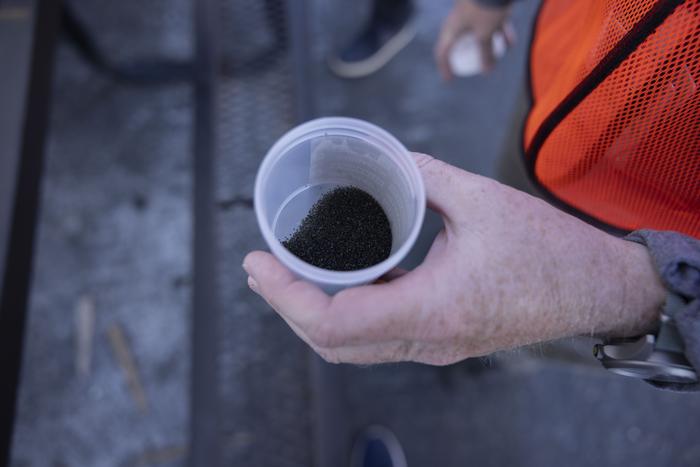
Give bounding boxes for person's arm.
[243,154,667,366]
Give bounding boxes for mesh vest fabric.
[524,0,700,238]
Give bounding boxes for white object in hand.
[448,31,507,77]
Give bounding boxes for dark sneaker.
[328,3,415,79]
[350,425,408,467]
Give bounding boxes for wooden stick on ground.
[75,295,95,378]
[107,323,148,412]
[129,444,187,467]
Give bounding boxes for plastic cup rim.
[254,116,426,286]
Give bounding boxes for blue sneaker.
[328,1,415,79]
[350,425,408,467]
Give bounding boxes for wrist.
[598,237,666,338]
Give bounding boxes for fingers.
[243,250,429,348]
[502,21,516,47]
[245,258,422,364]
[243,250,331,328]
[477,35,495,72]
[434,36,454,81]
[435,10,466,81]
[243,252,421,364]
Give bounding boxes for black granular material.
[282,186,392,271]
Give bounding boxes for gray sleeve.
[474,0,518,8]
[625,230,700,391]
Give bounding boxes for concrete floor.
[10,0,700,466]
[11,1,192,466]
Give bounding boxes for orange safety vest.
[524,0,700,238]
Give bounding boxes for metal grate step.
[192,1,313,466]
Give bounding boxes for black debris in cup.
[282,186,392,271]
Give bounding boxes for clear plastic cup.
[254,117,426,294]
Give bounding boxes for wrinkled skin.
[243,154,665,366]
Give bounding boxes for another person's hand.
[243,154,666,365]
[435,0,513,79]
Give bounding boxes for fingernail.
[247,276,259,294]
[242,259,250,274]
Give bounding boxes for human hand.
[435,0,514,79]
[243,154,665,365]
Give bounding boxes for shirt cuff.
[474,0,514,8]
[625,230,700,391]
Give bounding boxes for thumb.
[412,152,466,223]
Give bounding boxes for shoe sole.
[327,22,417,79]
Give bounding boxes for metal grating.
[196,0,313,465]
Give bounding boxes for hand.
[243,154,666,365]
[435,0,514,79]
